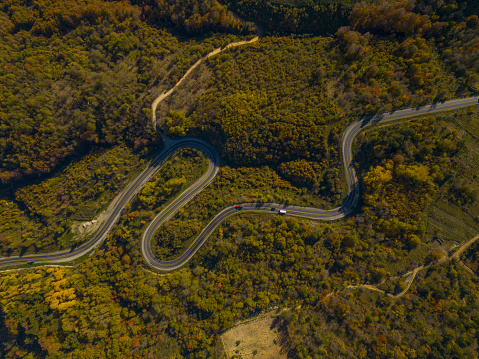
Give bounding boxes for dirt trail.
[338,233,479,300]
[347,283,387,295]
[347,268,422,299]
[391,266,423,299]
[151,36,259,127]
[451,233,479,259]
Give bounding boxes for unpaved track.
[340,233,479,300]
[451,233,479,259]
[151,37,259,128]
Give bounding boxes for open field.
[221,309,287,359]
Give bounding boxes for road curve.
[0,138,217,269]
[0,46,478,271]
[0,36,260,270]
[142,96,479,271]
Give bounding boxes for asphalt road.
[1,97,478,270]
[0,138,218,268]
[144,96,479,271]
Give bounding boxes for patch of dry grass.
[221,309,287,359]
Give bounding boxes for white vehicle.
[279,210,287,215]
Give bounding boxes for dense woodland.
[1,0,156,184]
[157,0,479,170]
[226,0,479,35]
[2,0,479,358]
[0,0,249,253]
[279,261,479,358]
[0,0,249,186]
[1,145,146,255]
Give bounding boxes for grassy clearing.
[426,201,478,243]
[380,242,431,276]
[424,109,479,245]
[221,308,286,359]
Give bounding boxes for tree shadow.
[0,306,9,357]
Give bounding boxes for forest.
[2,108,479,358]
[225,0,479,35]
[157,0,479,171]
[0,0,251,187]
[1,0,479,358]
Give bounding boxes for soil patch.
[221,309,287,359]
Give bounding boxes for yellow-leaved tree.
[44,268,77,312]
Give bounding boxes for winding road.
[142,96,479,271]
[1,36,478,271]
